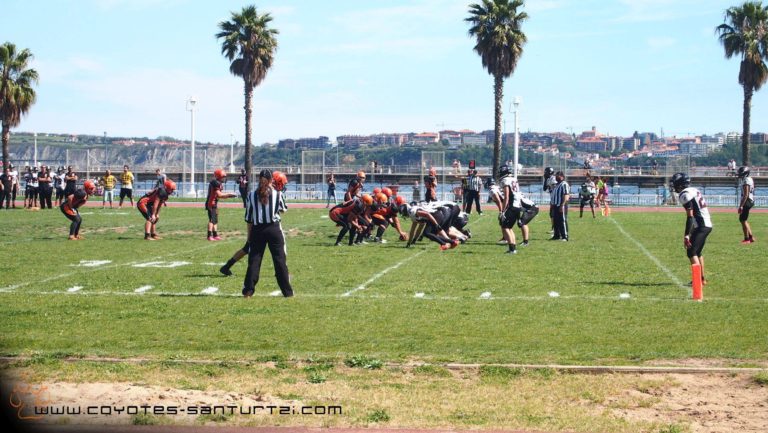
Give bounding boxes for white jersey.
[500,175,519,192]
[407,204,430,223]
[489,184,504,202]
[739,176,755,202]
[9,170,18,186]
[580,181,596,197]
[679,187,713,229]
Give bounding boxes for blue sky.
[5,0,766,144]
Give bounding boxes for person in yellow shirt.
[100,169,117,209]
[119,165,135,208]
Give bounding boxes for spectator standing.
[0,166,11,209]
[237,169,249,207]
[38,166,53,209]
[8,164,19,208]
[550,171,570,241]
[412,180,420,202]
[737,166,755,244]
[326,171,336,208]
[101,169,117,209]
[727,159,737,176]
[119,165,135,208]
[63,166,77,196]
[54,167,66,206]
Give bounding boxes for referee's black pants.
[465,190,481,214]
[553,205,569,240]
[243,222,293,297]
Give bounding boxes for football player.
[498,165,520,254]
[206,169,238,241]
[400,201,457,250]
[344,171,366,201]
[329,194,368,246]
[371,193,408,243]
[579,176,597,218]
[737,166,755,244]
[671,173,713,285]
[60,180,96,240]
[138,180,176,240]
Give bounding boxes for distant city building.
[337,135,373,148]
[462,133,487,146]
[725,132,741,146]
[623,137,640,151]
[372,133,407,147]
[410,132,439,146]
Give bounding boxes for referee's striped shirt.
[551,181,570,206]
[468,174,483,192]
[245,188,287,225]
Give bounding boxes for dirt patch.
[601,373,768,433]
[285,228,316,237]
[643,358,768,369]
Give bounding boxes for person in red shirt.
[138,180,176,240]
[206,169,237,241]
[220,171,287,276]
[60,180,96,240]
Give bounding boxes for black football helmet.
[544,166,554,177]
[499,165,511,177]
[670,172,690,192]
[737,166,750,177]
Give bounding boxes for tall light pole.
[186,96,198,197]
[33,132,37,167]
[229,132,235,173]
[513,96,521,178]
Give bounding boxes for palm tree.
[716,1,768,166]
[466,0,527,179]
[0,42,38,168]
[216,5,278,186]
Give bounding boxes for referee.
[550,171,570,241]
[465,169,483,214]
[242,169,293,298]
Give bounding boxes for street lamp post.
[513,96,521,178]
[186,96,198,197]
[33,132,37,167]
[229,132,235,173]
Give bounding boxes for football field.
[1,204,766,365]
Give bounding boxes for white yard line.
[2,289,766,303]
[134,285,153,293]
[1,242,220,292]
[609,217,686,288]
[342,250,426,297]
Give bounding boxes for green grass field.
[1,205,766,365]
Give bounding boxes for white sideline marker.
[414,292,426,298]
[320,215,328,218]
[479,291,492,300]
[548,291,560,298]
[67,286,83,293]
[202,262,225,266]
[619,293,631,299]
[201,287,218,295]
[133,261,191,268]
[135,285,153,293]
[72,260,112,267]
[269,290,282,297]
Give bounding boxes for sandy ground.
[3,373,766,432]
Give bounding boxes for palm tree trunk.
[742,85,752,166]
[244,80,253,190]
[493,73,503,180]
[1,123,9,168]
